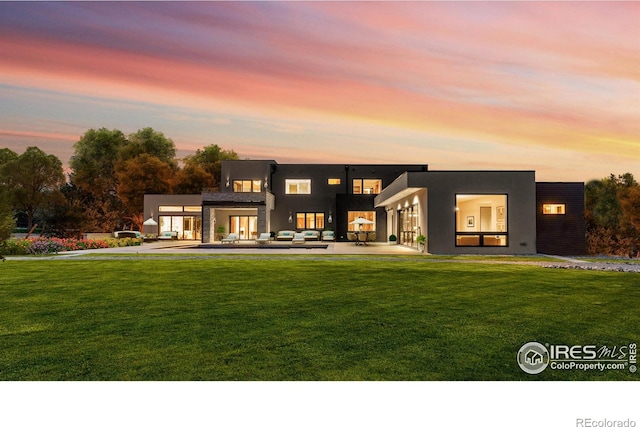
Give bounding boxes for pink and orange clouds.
[0,1,638,181]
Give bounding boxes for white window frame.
[285,179,311,194]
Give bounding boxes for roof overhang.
[374,171,426,208]
[374,187,423,208]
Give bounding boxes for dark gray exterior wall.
[382,171,537,254]
[212,161,427,241]
[221,160,276,191]
[422,171,536,254]
[536,182,586,255]
[268,163,427,241]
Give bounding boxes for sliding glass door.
[229,216,258,240]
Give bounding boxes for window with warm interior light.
[353,179,382,194]
[233,180,262,193]
[328,178,341,185]
[347,211,376,231]
[285,179,311,194]
[158,205,183,212]
[159,215,202,240]
[296,213,325,229]
[455,194,508,247]
[542,204,566,215]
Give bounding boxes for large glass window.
[285,179,311,194]
[233,180,262,193]
[455,194,508,247]
[353,179,382,195]
[347,211,376,231]
[158,215,201,240]
[296,213,325,229]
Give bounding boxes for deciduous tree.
[585,173,639,257]
[70,128,127,196]
[172,163,214,194]
[116,154,175,230]
[0,186,15,256]
[120,128,177,167]
[0,146,65,230]
[183,144,239,190]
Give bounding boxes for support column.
[257,205,268,234]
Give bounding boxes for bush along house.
[143,159,586,255]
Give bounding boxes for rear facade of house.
[143,160,586,255]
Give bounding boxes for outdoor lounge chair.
[255,233,271,244]
[291,233,306,244]
[322,230,335,241]
[221,233,239,244]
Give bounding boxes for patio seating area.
[347,231,376,245]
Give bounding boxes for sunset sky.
[0,1,638,182]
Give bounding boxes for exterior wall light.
[288,212,293,223]
[328,210,333,223]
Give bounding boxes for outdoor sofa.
[276,230,295,241]
[301,230,320,240]
[321,230,335,241]
[115,230,143,239]
[157,231,178,240]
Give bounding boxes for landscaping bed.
[1,237,142,255]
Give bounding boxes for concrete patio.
[62,240,423,256]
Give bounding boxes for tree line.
[0,129,638,256]
[585,173,639,257]
[0,127,238,236]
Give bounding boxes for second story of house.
[220,160,429,200]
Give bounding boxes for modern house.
[143,160,586,255]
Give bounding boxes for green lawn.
[0,256,637,380]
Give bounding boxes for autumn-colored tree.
[69,128,128,231]
[0,147,65,230]
[183,144,239,190]
[585,173,639,257]
[116,154,176,230]
[172,163,214,194]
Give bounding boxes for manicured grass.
[0,257,637,380]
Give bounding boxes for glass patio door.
[230,216,258,240]
[399,205,418,247]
